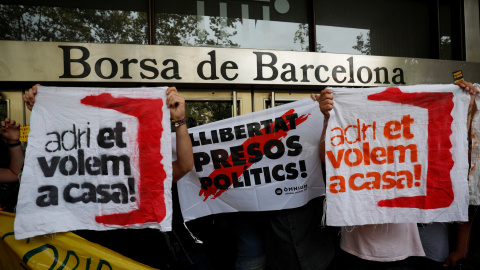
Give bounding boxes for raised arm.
[312,89,334,163]
[444,221,471,268]
[0,118,23,183]
[456,81,479,165]
[443,81,479,267]
[167,87,194,182]
[456,81,479,119]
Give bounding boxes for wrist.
[7,141,21,147]
[172,117,186,128]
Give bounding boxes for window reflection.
[439,2,452,60]
[264,100,294,109]
[184,100,240,128]
[0,4,148,44]
[0,96,9,121]
[316,26,370,55]
[316,0,432,58]
[156,0,308,51]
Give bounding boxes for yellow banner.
[20,125,30,142]
[0,211,159,270]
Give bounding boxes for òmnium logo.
[275,184,308,195]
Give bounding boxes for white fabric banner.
[325,84,470,226]
[176,98,326,221]
[15,86,172,240]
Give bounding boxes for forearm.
[0,142,23,183]
[454,221,471,257]
[0,168,19,183]
[8,142,24,176]
[319,116,329,163]
[172,124,193,182]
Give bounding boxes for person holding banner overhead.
[0,117,24,212]
[314,81,479,270]
[315,88,424,269]
[23,85,214,270]
[413,81,479,270]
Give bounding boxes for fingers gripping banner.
[15,87,172,240]
[326,84,470,226]
[176,98,326,221]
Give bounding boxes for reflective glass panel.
[439,3,452,60]
[155,0,309,51]
[184,100,240,128]
[0,98,8,120]
[264,100,293,109]
[0,1,148,44]
[316,0,433,58]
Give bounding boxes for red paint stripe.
[81,93,167,225]
[200,109,310,200]
[368,87,454,209]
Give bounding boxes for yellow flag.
[0,211,159,270]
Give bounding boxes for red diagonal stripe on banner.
[200,109,310,201]
[81,93,167,226]
[368,87,454,209]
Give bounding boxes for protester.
[315,88,424,270]
[23,85,215,270]
[413,81,479,270]
[259,92,335,270]
[313,82,479,270]
[0,117,23,212]
[224,212,267,270]
[461,82,480,270]
[444,81,479,269]
[265,196,335,270]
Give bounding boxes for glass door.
[0,90,27,125]
[253,89,315,112]
[181,89,252,127]
[181,88,316,125]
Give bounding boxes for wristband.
[172,118,186,127]
[7,141,21,147]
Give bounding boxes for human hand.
[456,81,479,111]
[166,87,186,122]
[23,84,40,111]
[0,118,20,143]
[456,81,479,95]
[313,89,334,120]
[444,250,467,268]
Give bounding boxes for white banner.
[15,86,172,240]
[325,84,470,226]
[176,98,326,221]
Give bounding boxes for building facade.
[1,1,480,268]
[1,0,479,126]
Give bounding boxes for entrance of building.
[181,88,315,128]
[0,87,315,127]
